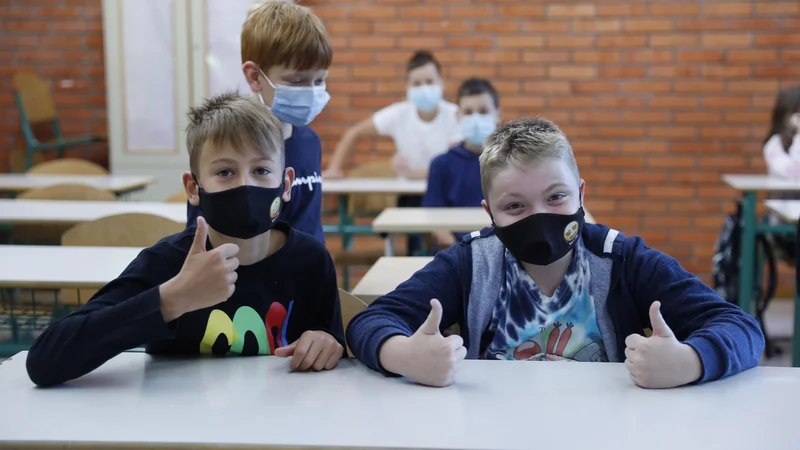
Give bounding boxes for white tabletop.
[722,174,800,192]
[0,352,797,450]
[0,245,142,288]
[0,199,185,225]
[323,177,426,194]
[765,199,800,223]
[352,256,432,303]
[0,174,155,194]
[372,208,490,233]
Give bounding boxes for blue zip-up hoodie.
[347,223,764,383]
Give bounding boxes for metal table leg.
[737,191,757,315]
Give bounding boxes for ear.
[242,61,263,93]
[579,178,586,207]
[481,199,491,217]
[182,172,200,206]
[282,167,295,202]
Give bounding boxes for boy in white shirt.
[325,50,460,180]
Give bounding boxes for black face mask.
[194,175,285,240]
[492,207,585,266]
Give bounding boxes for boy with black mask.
[347,117,764,389]
[27,93,345,387]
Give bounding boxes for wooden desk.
[0,245,141,289]
[0,174,155,195]
[0,352,797,450]
[722,174,800,316]
[0,199,185,225]
[352,256,432,303]
[765,199,800,367]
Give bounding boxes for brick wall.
[0,0,107,173]
[2,0,799,285]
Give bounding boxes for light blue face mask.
[459,113,497,146]
[260,70,330,126]
[407,84,442,113]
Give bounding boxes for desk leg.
[384,234,394,256]
[737,191,757,316]
[339,195,351,291]
[794,219,800,367]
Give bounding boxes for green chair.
[12,72,107,171]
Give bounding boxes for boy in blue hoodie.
[347,117,764,389]
[187,1,329,243]
[423,78,500,249]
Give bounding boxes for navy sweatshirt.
[347,223,765,384]
[422,144,484,241]
[187,125,324,243]
[26,222,344,387]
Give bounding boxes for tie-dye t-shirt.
[482,239,608,362]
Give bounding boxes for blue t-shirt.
[186,125,324,243]
[422,144,484,241]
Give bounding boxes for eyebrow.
[544,182,569,193]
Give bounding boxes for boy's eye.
[216,169,233,177]
[314,78,326,86]
[254,167,271,176]
[548,193,567,202]
[504,203,523,211]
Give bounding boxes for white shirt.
[372,100,461,171]
[763,134,800,178]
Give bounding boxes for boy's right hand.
[378,299,466,387]
[159,217,239,322]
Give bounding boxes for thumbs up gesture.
[159,217,240,322]
[378,299,467,387]
[624,301,703,389]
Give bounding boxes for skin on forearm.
[378,335,411,375]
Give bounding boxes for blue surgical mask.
[259,70,330,126]
[407,84,442,112]
[460,113,497,146]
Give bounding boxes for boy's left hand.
[624,301,703,389]
[274,331,343,372]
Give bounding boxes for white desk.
[0,352,797,450]
[0,246,141,289]
[722,174,800,192]
[0,174,155,195]
[765,199,800,222]
[0,199,185,225]
[322,177,426,195]
[352,256,432,303]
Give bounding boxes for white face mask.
[259,69,330,126]
[459,113,497,146]
[407,84,442,112]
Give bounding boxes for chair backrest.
[165,190,187,203]
[13,72,56,124]
[338,288,368,351]
[18,183,117,202]
[347,159,398,216]
[62,213,183,247]
[28,158,108,175]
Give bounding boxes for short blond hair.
[186,91,284,174]
[479,117,580,196]
[242,1,332,72]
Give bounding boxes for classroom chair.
[27,158,108,176]
[338,288,368,355]
[165,190,187,203]
[13,73,107,171]
[59,213,183,305]
[11,184,117,245]
[331,159,400,288]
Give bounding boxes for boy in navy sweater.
[423,78,499,249]
[347,117,764,389]
[27,93,345,387]
[187,1,330,243]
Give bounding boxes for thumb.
[190,216,208,255]
[649,301,674,338]
[418,299,443,336]
[274,341,296,358]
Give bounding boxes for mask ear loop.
[257,68,278,108]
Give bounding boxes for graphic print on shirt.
[199,300,294,355]
[293,172,322,192]
[483,240,608,362]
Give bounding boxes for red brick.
[499,96,546,109]
[573,20,621,33]
[574,82,618,93]
[598,97,647,108]
[673,142,722,154]
[728,81,780,92]
[622,82,672,93]
[522,21,571,33]
[350,36,396,49]
[351,6,396,19]
[575,140,619,153]
[728,49,779,63]
[620,142,669,153]
[497,36,544,49]
[498,65,546,78]
[7,21,50,32]
[473,51,519,64]
[728,19,782,31]
[549,66,597,79]
[650,97,699,109]
[335,51,374,64]
[618,200,669,213]
[523,51,570,63]
[497,5,545,18]
[756,3,800,15]
[622,112,670,123]
[352,66,399,79]
[595,186,643,198]
[597,127,646,138]
[646,185,696,197]
[573,111,620,124]
[703,97,750,108]
[628,50,674,63]
[597,36,647,48]
[399,36,445,49]
[447,65,497,78]
[523,81,571,94]
[573,51,622,64]
[597,5,647,16]
[650,127,699,138]
[697,156,749,169]
[676,19,727,31]
[754,66,800,78]
[650,4,699,15]
[547,5,596,17]
[309,6,348,20]
[701,126,750,138]
[599,67,647,78]
[702,65,752,78]
[649,35,699,47]
[675,81,725,93]
[597,155,645,166]
[624,19,673,33]
[782,50,800,61]
[678,50,725,63]
[702,33,752,47]
[651,66,699,78]
[583,171,620,183]
[547,36,595,48]
[547,96,596,108]
[702,3,752,16]
[675,112,723,123]
[399,6,444,19]
[474,22,519,33]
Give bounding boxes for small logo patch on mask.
[564,221,579,242]
[270,197,281,220]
